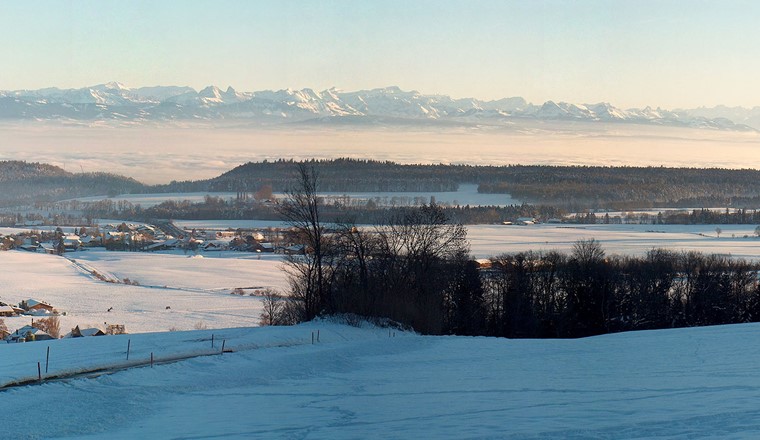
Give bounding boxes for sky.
[1,0,759,109]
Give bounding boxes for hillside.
[155,160,760,210]
[5,159,760,210]
[2,320,760,438]
[0,161,146,207]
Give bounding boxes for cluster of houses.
[0,298,55,318]
[0,298,125,342]
[143,228,304,254]
[1,298,57,342]
[10,222,305,255]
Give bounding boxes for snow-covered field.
[467,223,760,259]
[174,222,760,260]
[3,320,760,438]
[69,192,239,208]
[68,183,520,208]
[0,250,282,334]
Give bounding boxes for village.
[0,297,126,343]
[0,220,305,343]
[0,219,309,255]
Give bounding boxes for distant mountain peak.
[0,83,756,132]
[103,81,128,90]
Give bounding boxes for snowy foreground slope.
[3,321,760,439]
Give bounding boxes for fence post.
[311,332,314,344]
[317,330,320,342]
[45,346,50,373]
[221,339,226,355]
[150,352,154,368]
[126,339,131,360]
[37,362,42,382]
[211,334,215,348]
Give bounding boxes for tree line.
[274,165,760,338]
[5,159,760,212]
[480,244,760,338]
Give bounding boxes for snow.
[67,184,521,208]
[0,223,754,340]
[170,222,760,260]
[0,250,280,334]
[1,223,758,335]
[71,248,286,292]
[67,192,238,207]
[2,320,760,438]
[467,223,760,259]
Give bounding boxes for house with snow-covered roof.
[19,299,55,314]
[0,305,17,317]
[65,325,106,338]
[6,325,55,342]
[63,235,81,250]
[515,217,536,225]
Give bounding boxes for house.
[0,305,17,317]
[63,235,81,251]
[145,238,180,251]
[19,299,55,314]
[515,217,536,226]
[252,242,274,253]
[67,325,106,338]
[202,240,229,251]
[284,244,306,255]
[79,235,103,247]
[6,325,54,342]
[39,243,56,254]
[18,244,40,252]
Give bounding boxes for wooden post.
[221,339,226,355]
[317,330,320,342]
[311,332,314,344]
[150,352,154,368]
[211,334,215,348]
[126,339,131,360]
[45,346,50,373]
[37,362,41,381]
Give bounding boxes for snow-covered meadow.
[67,183,520,208]
[467,223,760,259]
[0,250,283,334]
[3,320,760,438]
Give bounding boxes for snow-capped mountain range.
[0,82,755,131]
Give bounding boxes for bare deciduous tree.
[259,288,286,326]
[33,316,61,339]
[277,163,336,321]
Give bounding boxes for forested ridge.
[4,159,760,210]
[102,159,760,210]
[0,161,146,206]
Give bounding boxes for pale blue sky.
[1,0,758,108]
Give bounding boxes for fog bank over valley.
[3,121,758,184]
